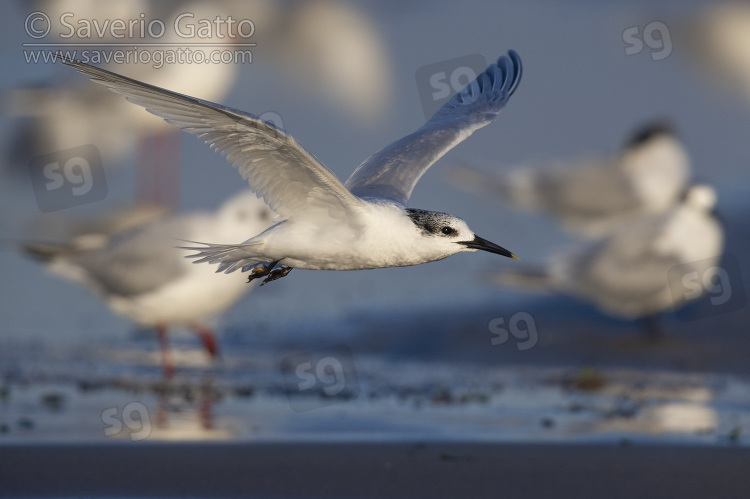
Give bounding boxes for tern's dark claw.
[260,266,293,286]
[246,260,280,284]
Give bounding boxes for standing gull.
[494,184,723,338]
[63,51,523,283]
[23,191,275,377]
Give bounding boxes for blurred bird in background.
[450,120,725,338]
[261,0,392,125]
[679,2,750,106]
[22,191,275,377]
[450,122,691,238]
[494,184,723,339]
[7,0,244,209]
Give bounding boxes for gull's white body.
[497,185,723,319]
[451,123,690,238]
[63,51,523,280]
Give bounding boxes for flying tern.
[63,50,522,285]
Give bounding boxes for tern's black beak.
[459,235,520,260]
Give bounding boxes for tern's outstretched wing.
[63,59,363,221]
[344,50,522,205]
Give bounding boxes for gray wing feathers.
[345,51,522,205]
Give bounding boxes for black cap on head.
[624,121,675,149]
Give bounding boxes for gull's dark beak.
[459,235,520,260]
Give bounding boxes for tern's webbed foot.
[260,266,293,286]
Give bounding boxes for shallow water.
[2,312,749,446]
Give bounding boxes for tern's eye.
[441,226,457,236]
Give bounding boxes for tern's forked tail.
[178,240,266,274]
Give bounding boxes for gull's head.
[405,208,519,261]
[682,184,717,212]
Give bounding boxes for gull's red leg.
[193,323,220,359]
[156,324,175,379]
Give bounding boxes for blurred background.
[1,0,749,444]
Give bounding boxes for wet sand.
[2,442,749,498]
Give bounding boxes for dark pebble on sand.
[728,427,742,444]
[564,367,606,391]
[233,386,255,398]
[17,417,35,430]
[77,379,106,392]
[41,392,65,412]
